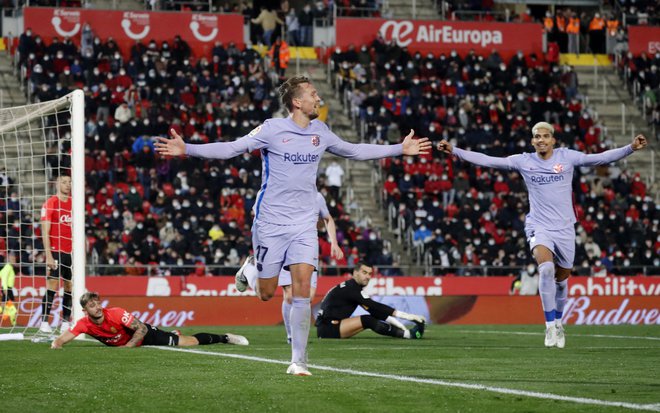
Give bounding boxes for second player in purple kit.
[437,122,647,348]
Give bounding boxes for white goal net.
[0,90,85,341]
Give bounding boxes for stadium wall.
[12,276,660,327]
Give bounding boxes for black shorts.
[316,319,341,339]
[48,252,72,281]
[140,323,180,346]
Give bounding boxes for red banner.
[335,18,543,59]
[12,295,659,327]
[14,275,660,298]
[439,296,660,325]
[23,7,244,58]
[628,26,660,55]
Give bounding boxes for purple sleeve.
[326,130,403,160]
[453,147,515,170]
[317,193,330,219]
[571,145,634,167]
[185,137,251,159]
[184,123,269,159]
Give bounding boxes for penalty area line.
[149,346,659,412]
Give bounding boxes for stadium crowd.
[7,27,396,277]
[1,9,658,278]
[331,38,658,275]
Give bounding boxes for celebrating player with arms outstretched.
[155,75,431,375]
[437,123,647,347]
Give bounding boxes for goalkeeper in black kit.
[315,262,426,339]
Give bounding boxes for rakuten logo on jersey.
[60,214,72,224]
[379,20,503,48]
[283,152,319,164]
[530,174,565,185]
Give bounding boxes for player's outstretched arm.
[327,129,431,160]
[51,330,76,349]
[155,128,254,160]
[577,134,647,167]
[154,129,186,157]
[437,139,512,170]
[124,318,148,347]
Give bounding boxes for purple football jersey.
[452,145,634,230]
[186,117,402,225]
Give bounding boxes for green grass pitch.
[2,325,659,412]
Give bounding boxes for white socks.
[290,297,311,364]
[538,262,557,328]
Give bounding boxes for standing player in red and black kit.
[51,292,249,348]
[39,175,73,334]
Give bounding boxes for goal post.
[0,89,85,340]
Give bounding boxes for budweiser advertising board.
[14,275,660,297]
[628,25,660,55]
[335,18,543,58]
[23,7,244,58]
[11,276,659,327]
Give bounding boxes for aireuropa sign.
[336,18,543,58]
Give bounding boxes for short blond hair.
[532,122,554,136]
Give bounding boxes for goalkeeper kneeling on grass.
[315,262,426,339]
[51,292,248,349]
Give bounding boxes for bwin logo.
[283,152,319,164]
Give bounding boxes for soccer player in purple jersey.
[437,122,647,348]
[155,75,431,375]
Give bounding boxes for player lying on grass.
[51,292,248,348]
[315,262,426,339]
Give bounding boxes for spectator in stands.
[324,160,344,202]
[285,7,300,46]
[588,13,605,54]
[252,6,283,47]
[268,37,290,80]
[567,12,580,54]
[298,3,314,46]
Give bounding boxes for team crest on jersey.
[110,327,117,333]
[311,135,320,146]
[248,125,262,137]
[552,163,564,173]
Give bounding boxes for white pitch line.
[459,330,660,341]
[150,346,660,412]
